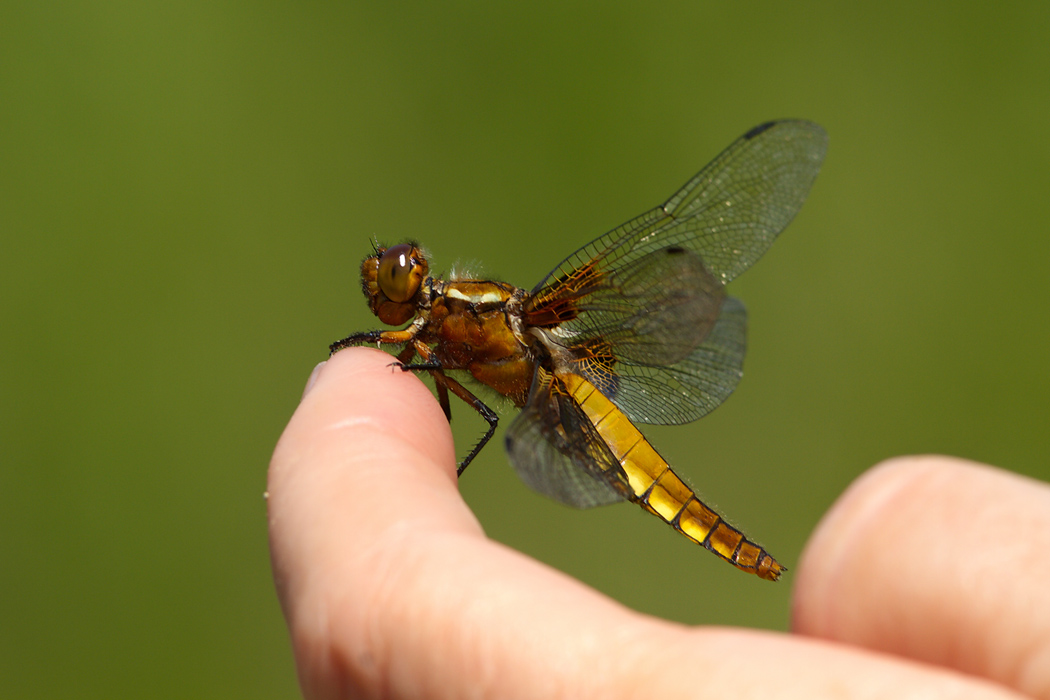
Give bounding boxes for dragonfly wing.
[543,244,727,368]
[530,120,827,298]
[504,368,631,509]
[592,296,747,425]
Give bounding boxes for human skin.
[268,348,1050,699]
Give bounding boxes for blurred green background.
[2,1,1048,696]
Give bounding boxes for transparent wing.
[571,296,747,425]
[535,245,727,368]
[530,120,827,302]
[504,368,631,509]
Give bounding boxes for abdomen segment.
[561,373,785,581]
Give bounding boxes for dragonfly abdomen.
[561,373,785,581]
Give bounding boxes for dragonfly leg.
[399,360,442,371]
[434,380,452,422]
[398,346,499,475]
[329,328,415,355]
[394,343,418,366]
[397,361,454,420]
[439,374,498,476]
[399,360,450,416]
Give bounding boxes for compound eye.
[376,244,423,302]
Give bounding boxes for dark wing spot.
[744,121,777,140]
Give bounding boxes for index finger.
[268,348,642,697]
[268,347,470,615]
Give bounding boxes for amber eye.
[376,244,422,302]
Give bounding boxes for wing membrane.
[585,296,747,425]
[544,246,727,367]
[505,368,631,509]
[530,120,827,300]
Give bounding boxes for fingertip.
[791,455,996,636]
[300,361,326,400]
[791,456,928,636]
[792,456,1050,698]
[268,346,466,612]
[278,347,456,476]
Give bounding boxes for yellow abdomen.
[560,373,785,581]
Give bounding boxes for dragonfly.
[331,120,827,581]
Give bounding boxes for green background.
[3,2,1048,697]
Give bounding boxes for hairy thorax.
[428,280,535,406]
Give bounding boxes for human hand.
[268,348,1050,699]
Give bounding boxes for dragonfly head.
[361,243,429,326]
